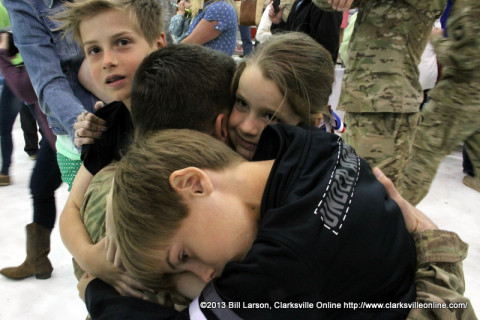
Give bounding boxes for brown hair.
[131,44,236,138]
[112,129,243,290]
[56,0,164,45]
[231,32,334,127]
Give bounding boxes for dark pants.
[30,137,62,230]
[19,104,39,156]
[0,83,25,175]
[463,146,475,177]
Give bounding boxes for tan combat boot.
[1,223,53,280]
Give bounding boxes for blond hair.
[56,0,164,45]
[232,32,335,127]
[112,129,243,290]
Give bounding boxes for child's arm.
[60,165,147,298]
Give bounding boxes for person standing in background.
[3,0,108,189]
[182,0,238,56]
[268,0,342,62]
[401,0,480,203]
[314,0,446,187]
[0,0,107,282]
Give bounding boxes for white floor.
[1,119,479,319]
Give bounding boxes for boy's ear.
[169,167,213,198]
[155,33,167,49]
[212,113,228,144]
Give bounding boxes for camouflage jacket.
[314,0,446,113]
[408,230,477,319]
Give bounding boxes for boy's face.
[159,185,257,283]
[80,9,166,104]
[228,65,301,160]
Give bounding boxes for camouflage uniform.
[408,230,476,319]
[400,0,480,205]
[314,0,446,186]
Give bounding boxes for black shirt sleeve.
[81,102,133,176]
[85,279,190,320]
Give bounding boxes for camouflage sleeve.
[311,0,444,15]
[407,230,477,320]
[402,0,447,17]
[432,2,480,81]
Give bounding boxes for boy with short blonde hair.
[58,0,165,45]
[57,0,168,301]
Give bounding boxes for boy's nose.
[193,264,215,283]
[102,50,118,69]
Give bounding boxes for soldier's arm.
[374,168,476,319]
[408,230,476,319]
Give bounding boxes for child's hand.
[373,168,438,233]
[90,238,152,299]
[73,110,107,147]
[77,273,95,303]
[94,100,105,111]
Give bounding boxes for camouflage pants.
[400,93,480,205]
[342,112,421,186]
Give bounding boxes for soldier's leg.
[343,112,420,186]
[462,128,480,192]
[401,98,477,204]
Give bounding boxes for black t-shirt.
[81,101,133,175]
[200,125,416,319]
[85,124,416,320]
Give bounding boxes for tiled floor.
[1,118,479,319]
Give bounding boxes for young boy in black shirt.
[101,125,416,320]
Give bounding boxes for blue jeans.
[0,83,25,175]
[239,25,253,56]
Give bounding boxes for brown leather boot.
[1,223,53,280]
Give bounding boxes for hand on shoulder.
[373,168,438,233]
